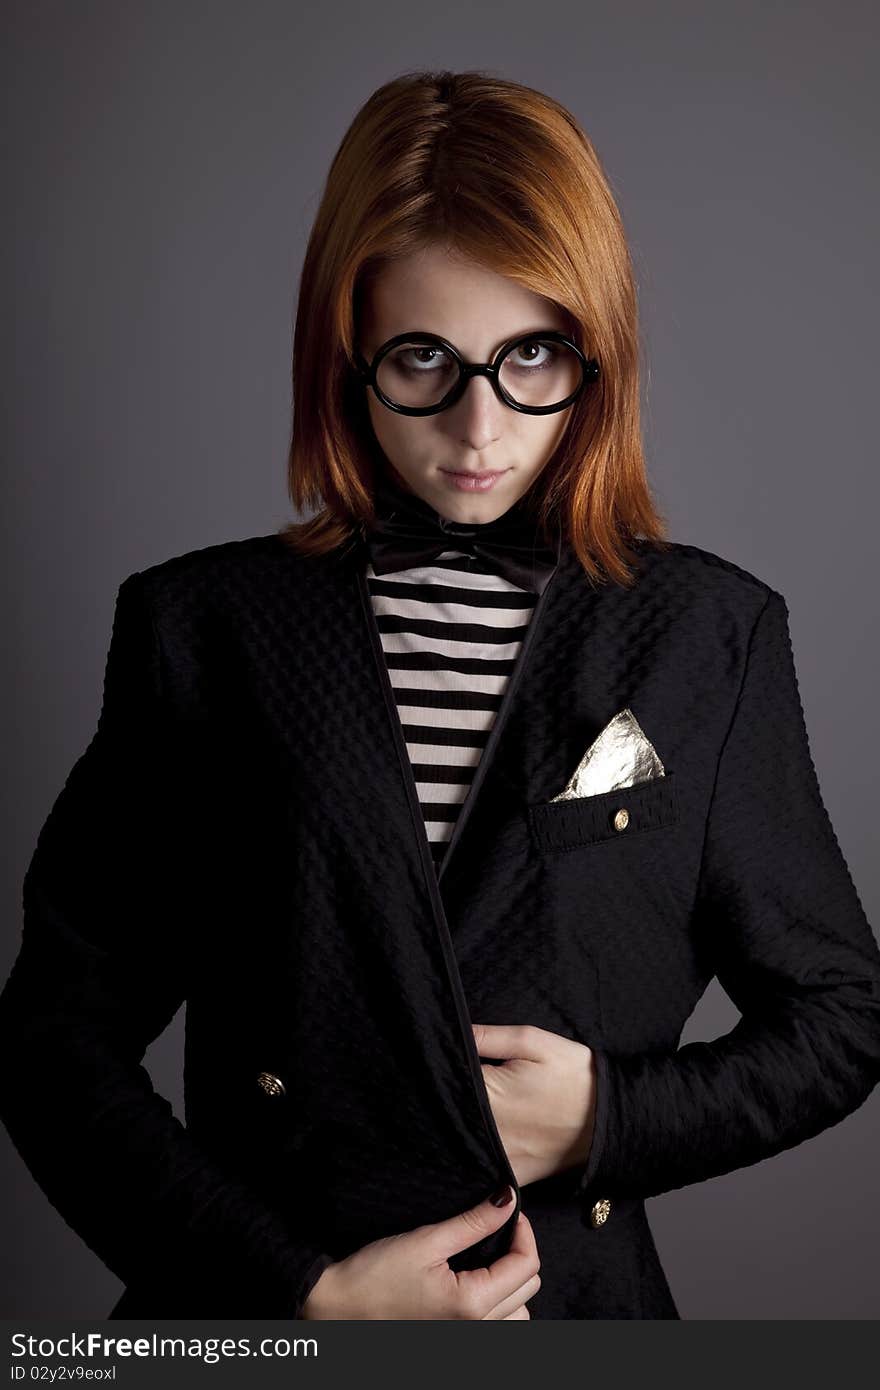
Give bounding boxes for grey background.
[3,0,877,1319]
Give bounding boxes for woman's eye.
[511,341,555,369]
[398,348,451,372]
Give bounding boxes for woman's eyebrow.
[386,326,564,356]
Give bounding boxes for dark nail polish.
[490,1184,514,1207]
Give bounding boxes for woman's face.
[357,242,576,523]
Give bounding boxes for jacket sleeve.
[0,572,335,1316]
[578,586,880,1214]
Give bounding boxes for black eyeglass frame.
[353,329,600,417]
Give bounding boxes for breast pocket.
[527,770,678,853]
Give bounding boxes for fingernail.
[490,1184,514,1207]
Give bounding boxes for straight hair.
[279,68,671,587]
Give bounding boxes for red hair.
[279,68,671,587]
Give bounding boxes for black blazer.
[2,531,879,1320]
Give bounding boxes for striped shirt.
[365,548,539,873]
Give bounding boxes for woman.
[2,69,879,1321]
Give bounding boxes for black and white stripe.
[366,549,539,872]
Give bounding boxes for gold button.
[256,1071,286,1097]
[589,1198,612,1228]
[612,808,629,832]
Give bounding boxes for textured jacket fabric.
[1,529,879,1320]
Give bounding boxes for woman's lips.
[440,468,510,492]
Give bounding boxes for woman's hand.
[301,1189,541,1319]
[472,1023,597,1188]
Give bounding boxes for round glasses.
[353,330,600,417]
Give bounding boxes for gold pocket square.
[549,707,666,801]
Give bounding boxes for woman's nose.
[447,373,505,450]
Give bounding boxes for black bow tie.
[364,475,561,595]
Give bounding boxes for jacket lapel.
[273,536,424,893]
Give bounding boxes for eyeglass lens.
[374,338,582,410]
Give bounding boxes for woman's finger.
[482,1272,541,1320]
